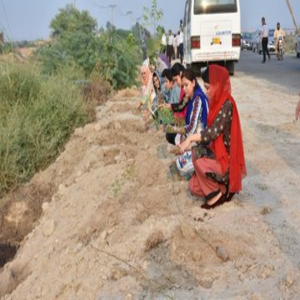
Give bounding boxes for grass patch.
[0,61,92,197]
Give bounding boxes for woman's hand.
[159,103,171,109]
[178,138,191,154]
[136,101,142,109]
[165,124,176,133]
[143,111,150,121]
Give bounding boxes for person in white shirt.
[176,31,181,59]
[178,30,184,64]
[161,31,167,54]
[167,30,174,64]
[173,34,177,60]
[260,17,270,63]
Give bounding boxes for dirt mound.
[1,77,300,299]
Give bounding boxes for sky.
[0,0,299,41]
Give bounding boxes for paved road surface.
[236,50,300,94]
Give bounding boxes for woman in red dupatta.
[178,65,246,209]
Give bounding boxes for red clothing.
[173,87,186,120]
[190,65,246,198]
[190,157,226,199]
[208,65,246,193]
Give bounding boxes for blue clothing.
[165,84,181,104]
[184,84,208,136]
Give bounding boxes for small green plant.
[157,107,174,125]
[112,179,122,197]
[111,164,135,198]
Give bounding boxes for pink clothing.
[189,156,226,199]
[140,65,153,97]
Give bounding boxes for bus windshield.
[194,0,237,14]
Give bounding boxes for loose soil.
[0,75,300,300]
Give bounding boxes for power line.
[124,11,133,28]
[108,4,116,26]
[88,1,118,26]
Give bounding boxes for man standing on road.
[161,30,167,54]
[166,30,174,64]
[178,30,184,64]
[274,22,285,59]
[260,17,270,63]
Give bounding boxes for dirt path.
[0,76,300,300]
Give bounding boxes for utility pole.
[126,11,133,29]
[108,4,117,26]
[73,0,76,8]
[285,0,299,33]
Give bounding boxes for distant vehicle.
[183,0,241,75]
[256,28,276,55]
[251,29,261,52]
[296,33,300,58]
[277,35,284,60]
[241,32,253,50]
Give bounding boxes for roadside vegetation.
[284,34,297,54]
[0,62,91,196]
[0,2,164,198]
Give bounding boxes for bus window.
[194,0,237,14]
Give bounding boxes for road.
[235,50,300,94]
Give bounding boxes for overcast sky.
[0,0,299,41]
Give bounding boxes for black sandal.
[201,193,227,210]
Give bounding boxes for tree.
[38,5,139,90]
[50,4,97,37]
[142,0,163,36]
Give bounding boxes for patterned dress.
[194,100,233,160]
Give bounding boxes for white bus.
[183,0,241,75]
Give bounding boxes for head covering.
[158,54,171,68]
[156,54,171,74]
[140,65,153,96]
[152,71,166,106]
[140,65,152,88]
[207,65,246,193]
[152,71,162,91]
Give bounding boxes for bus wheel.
[226,62,235,76]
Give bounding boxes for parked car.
[241,32,253,50]
[256,29,276,54]
[251,29,261,52]
[296,33,300,58]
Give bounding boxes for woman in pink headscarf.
[140,65,153,96]
[137,64,155,122]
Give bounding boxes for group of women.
[139,59,247,210]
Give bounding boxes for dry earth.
[0,73,300,300]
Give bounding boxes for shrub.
[0,62,91,196]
